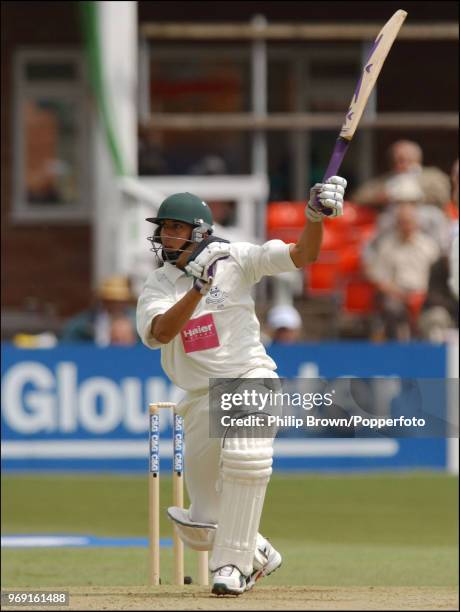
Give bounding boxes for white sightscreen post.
[93,121,121,287]
[92,1,138,287]
[98,1,138,175]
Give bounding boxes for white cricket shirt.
[137,240,298,392]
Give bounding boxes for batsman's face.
[160,220,196,268]
[160,220,193,251]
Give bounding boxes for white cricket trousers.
[175,368,278,524]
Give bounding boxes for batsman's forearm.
[289,221,323,267]
[151,288,202,344]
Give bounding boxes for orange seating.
[267,202,305,232]
[445,200,459,220]
[349,204,378,226]
[338,244,361,275]
[321,223,348,251]
[268,200,379,309]
[407,291,426,322]
[343,280,376,314]
[306,258,340,294]
[267,202,305,244]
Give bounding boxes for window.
[141,44,370,195]
[139,46,252,176]
[12,50,89,222]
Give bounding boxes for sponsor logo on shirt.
[181,313,220,353]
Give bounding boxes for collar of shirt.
[163,261,186,283]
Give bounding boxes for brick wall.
[1,2,92,320]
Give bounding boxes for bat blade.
[315,10,407,213]
[339,9,407,141]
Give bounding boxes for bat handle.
[313,137,350,216]
[206,257,229,282]
[207,262,216,282]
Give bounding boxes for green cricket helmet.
[147,192,213,227]
[146,192,214,264]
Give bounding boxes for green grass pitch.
[1,472,458,588]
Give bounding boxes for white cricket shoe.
[245,536,282,591]
[211,565,247,596]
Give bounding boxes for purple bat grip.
[206,256,229,280]
[322,138,350,182]
[313,137,350,216]
[207,262,216,279]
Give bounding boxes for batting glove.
[193,277,213,295]
[185,242,230,282]
[305,176,348,221]
[192,262,217,295]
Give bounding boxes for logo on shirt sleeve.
[180,313,220,353]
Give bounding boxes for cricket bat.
[316,9,408,214]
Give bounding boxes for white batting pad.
[167,506,216,551]
[210,436,274,575]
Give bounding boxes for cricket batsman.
[137,179,347,595]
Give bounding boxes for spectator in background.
[450,158,459,213]
[109,314,138,346]
[364,175,451,256]
[265,304,302,344]
[417,160,459,343]
[61,276,137,346]
[418,255,458,342]
[444,158,459,222]
[364,203,440,341]
[352,140,451,211]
